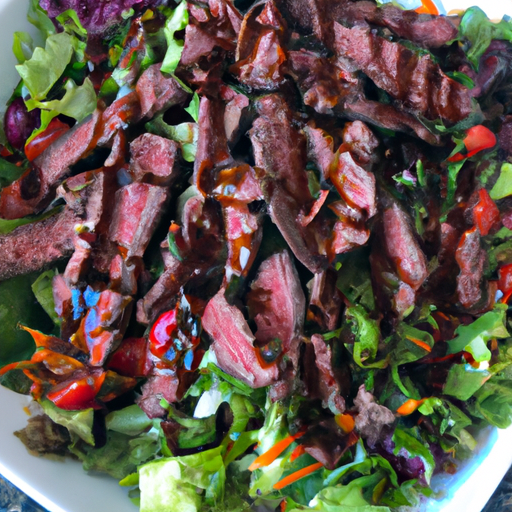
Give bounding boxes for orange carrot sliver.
[290,444,306,462]
[415,0,439,15]
[273,462,324,490]
[397,398,427,416]
[406,336,432,353]
[0,361,24,376]
[249,431,305,471]
[335,413,355,434]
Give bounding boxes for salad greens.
[1,0,512,511]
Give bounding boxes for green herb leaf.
[459,7,512,69]
[447,306,509,362]
[106,404,153,436]
[0,206,62,236]
[161,1,189,74]
[0,158,26,188]
[443,363,491,400]
[31,269,60,325]
[184,92,200,122]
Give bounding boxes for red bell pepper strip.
[24,118,70,162]
[149,308,179,358]
[46,370,106,410]
[448,125,497,162]
[473,189,500,236]
[108,337,153,377]
[499,263,512,303]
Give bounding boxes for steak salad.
[1,0,512,510]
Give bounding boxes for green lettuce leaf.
[138,446,225,512]
[185,92,200,122]
[391,323,434,365]
[0,157,26,188]
[26,77,97,134]
[70,429,158,479]
[0,206,62,236]
[459,7,512,69]
[447,306,509,362]
[490,163,512,200]
[105,404,153,436]
[0,272,56,366]
[16,32,74,100]
[146,115,197,162]
[161,1,189,74]
[288,475,391,511]
[468,369,512,428]
[27,0,55,38]
[392,427,435,484]
[39,398,95,445]
[31,269,60,326]
[12,32,34,64]
[345,305,386,368]
[443,363,491,400]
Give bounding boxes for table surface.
[2,466,512,512]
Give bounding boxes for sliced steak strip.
[247,251,305,365]
[333,22,473,123]
[109,182,169,260]
[202,288,279,388]
[250,94,327,272]
[338,1,458,49]
[382,202,428,291]
[0,110,102,220]
[302,334,346,414]
[136,371,180,419]
[193,96,233,194]
[136,63,189,119]
[0,207,81,280]
[455,227,488,310]
[129,133,181,186]
[308,268,342,331]
[345,98,441,145]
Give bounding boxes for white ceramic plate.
[1,0,512,511]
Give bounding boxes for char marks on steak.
[333,23,473,124]
[339,1,458,49]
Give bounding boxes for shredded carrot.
[502,289,512,304]
[273,462,324,490]
[280,500,287,512]
[249,431,305,471]
[406,336,432,353]
[290,444,306,462]
[397,398,427,416]
[0,361,25,376]
[415,0,439,15]
[335,413,355,434]
[436,311,450,322]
